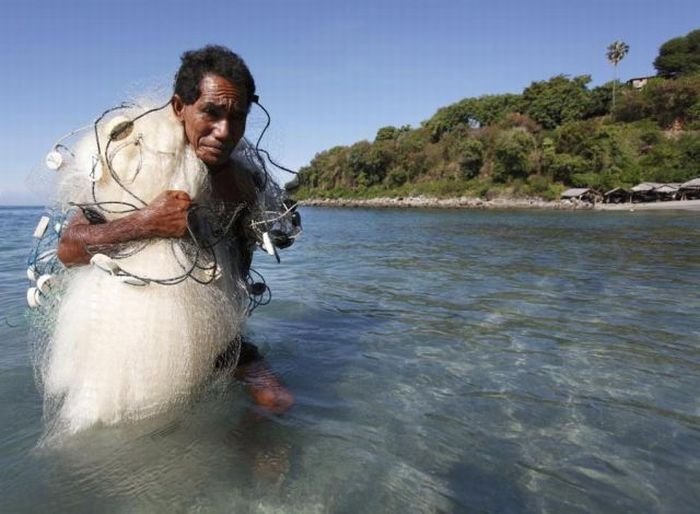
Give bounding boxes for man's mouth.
[199,144,228,161]
[202,144,223,153]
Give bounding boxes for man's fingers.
[155,191,191,213]
[167,190,191,201]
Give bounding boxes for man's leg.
[216,339,295,415]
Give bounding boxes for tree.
[346,141,391,187]
[375,126,398,142]
[654,74,700,128]
[606,40,629,112]
[653,29,700,78]
[457,138,484,179]
[424,93,522,140]
[492,128,536,182]
[586,81,614,118]
[522,75,595,129]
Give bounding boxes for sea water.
[1,205,699,512]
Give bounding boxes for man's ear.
[171,95,185,121]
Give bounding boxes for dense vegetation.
[296,29,700,201]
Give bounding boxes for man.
[56,45,293,417]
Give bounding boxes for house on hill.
[626,76,655,89]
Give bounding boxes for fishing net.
[26,98,300,440]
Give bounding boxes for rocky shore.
[299,196,593,210]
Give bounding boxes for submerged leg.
[216,340,295,415]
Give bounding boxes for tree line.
[296,29,700,200]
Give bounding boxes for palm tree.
[606,40,630,112]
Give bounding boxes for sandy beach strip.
[300,196,700,212]
[298,196,593,210]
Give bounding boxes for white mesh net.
[27,99,300,442]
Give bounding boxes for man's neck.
[207,160,230,176]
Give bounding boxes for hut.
[679,178,700,200]
[653,183,681,201]
[561,188,601,204]
[630,182,662,203]
[603,187,630,204]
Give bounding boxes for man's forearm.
[57,210,152,266]
[57,190,193,267]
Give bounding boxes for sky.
[0,0,698,204]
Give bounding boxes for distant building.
[653,183,681,201]
[603,187,630,204]
[561,188,601,203]
[626,76,655,89]
[630,182,683,202]
[630,182,662,202]
[680,178,700,200]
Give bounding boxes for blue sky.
[0,0,698,204]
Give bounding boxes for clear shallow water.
[1,205,699,513]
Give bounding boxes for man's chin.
[197,150,228,169]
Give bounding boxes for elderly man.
[55,45,293,422]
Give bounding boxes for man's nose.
[212,119,231,141]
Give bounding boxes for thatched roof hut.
[561,188,601,203]
[653,183,681,201]
[631,182,662,193]
[630,182,670,202]
[654,184,680,193]
[680,178,700,200]
[603,187,630,204]
[680,178,700,189]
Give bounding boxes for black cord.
[186,203,245,250]
[246,267,271,315]
[93,103,135,156]
[256,147,298,175]
[96,101,171,209]
[252,101,271,190]
[252,100,300,194]
[104,136,147,206]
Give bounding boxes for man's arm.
[57,190,192,266]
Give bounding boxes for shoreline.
[594,198,700,211]
[299,196,700,211]
[298,196,592,210]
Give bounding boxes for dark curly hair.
[174,45,256,106]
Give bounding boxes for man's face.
[172,74,249,169]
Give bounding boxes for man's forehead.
[198,75,247,105]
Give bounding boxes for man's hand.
[139,190,192,238]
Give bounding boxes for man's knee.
[250,385,295,414]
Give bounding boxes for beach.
[300,195,593,210]
[301,196,700,212]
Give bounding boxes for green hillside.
[296,29,700,201]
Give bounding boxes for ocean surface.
[1,205,699,513]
